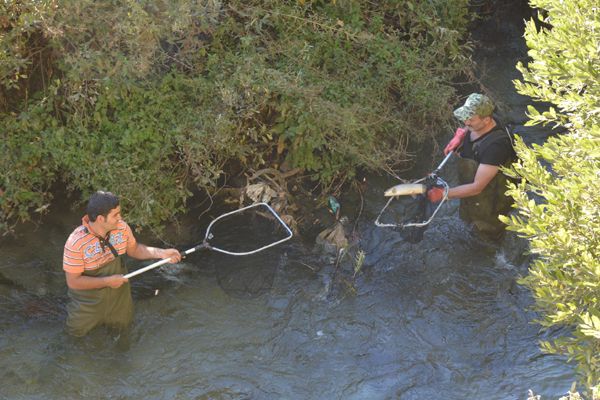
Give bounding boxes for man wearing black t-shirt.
[427,93,516,238]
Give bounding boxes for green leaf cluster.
[502,0,600,390]
[1,0,472,232]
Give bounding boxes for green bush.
[1,0,472,232]
[502,0,600,390]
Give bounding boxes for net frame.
[125,202,293,279]
[375,151,453,229]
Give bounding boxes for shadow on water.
[0,1,578,398]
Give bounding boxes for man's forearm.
[448,183,483,199]
[449,164,498,199]
[66,273,125,290]
[127,243,164,260]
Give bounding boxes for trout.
[384,183,426,197]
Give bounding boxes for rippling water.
[0,199,576,399]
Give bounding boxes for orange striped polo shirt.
[63,216,136,274]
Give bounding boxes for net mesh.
[200,205,289,297]
[377,194,429,243]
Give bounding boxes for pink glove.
[444,127,468,155]
[427,187,445,203]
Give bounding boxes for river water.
[0,2,576,399]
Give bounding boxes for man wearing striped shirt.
[63,191,181,336]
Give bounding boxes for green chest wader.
[457,157,514,237]
[66,255,133,337]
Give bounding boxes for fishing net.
[125,203,293,280]
[199,203,293,255]
[375,176,448,243]
[204,205,291,298]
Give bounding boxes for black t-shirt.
[458,123,515,166]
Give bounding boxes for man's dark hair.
[87,191,119,222]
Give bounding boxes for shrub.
[502,0,600,390]
[1,0,472,232]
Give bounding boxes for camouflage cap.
[453,93,495,121]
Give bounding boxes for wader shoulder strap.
[504,126,515,149]
[83,227,120,258]
[102,236,120,259]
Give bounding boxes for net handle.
[124,246,202,279]
[432,151,454,175]
[124,202,293,279]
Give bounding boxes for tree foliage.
[0,0,472,232]
[501,0,600,390]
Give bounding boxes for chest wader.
[66,255,133,337]
[457,157,514,238]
